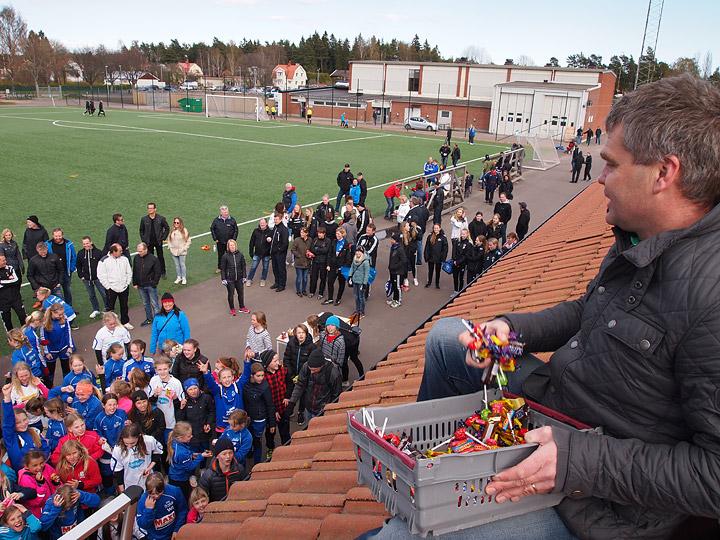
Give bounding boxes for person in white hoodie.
[97,243,133,329]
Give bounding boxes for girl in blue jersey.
[167,422,211,500]
[200,357,251,432]
[38,304,74,382]
[7,330,45,380]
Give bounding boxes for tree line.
[1,4,717,96]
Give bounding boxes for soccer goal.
[205,94,269,121]
[516,133,560,171]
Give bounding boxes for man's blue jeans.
[137,286,159,321]
[336,188,348,212]
[356,507,577,540]
[60,273,73,306]
[385,197,395,219]
[83,278,107,313]
[417,317,543,400]
[247,255,270,281]
[415,239,423,265]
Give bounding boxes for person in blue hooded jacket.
[3,384,50,471]
[0,503,41,540]
[149,294,190,355]
[167,422,212,500]
[200,357,251,431]
[39,486,100,540]
[136,473,188,540]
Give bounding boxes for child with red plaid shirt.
[259,350,291,459]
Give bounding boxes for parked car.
[179,81,199,90]
[164,85,176,92]
[335,81,349,89]
[404,116,437,132]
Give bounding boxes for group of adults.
[0,202,193,332]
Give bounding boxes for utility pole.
[634,0,665,89]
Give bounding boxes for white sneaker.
[174,277,181,284]
[403,279,409,287]
[413,278,419,286]
[189,475,198,487]
[260,280,266,287]
[124,323,134,330]
[89,311,100,318]
[246,280,252,287]
[181,278,187,285]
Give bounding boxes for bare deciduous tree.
[21,29,53,97]
[515,54,536,66]
[0,6,28,92]
[462,45,492,64]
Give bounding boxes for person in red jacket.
[55,439,102,499]
[383,182,402,221]
[51,413,106,465]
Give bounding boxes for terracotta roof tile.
[236,518,322,540]
[288,471,360,494]
[185,182,614,540]
[317,514,389,540]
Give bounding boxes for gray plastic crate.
[348,388,597,537]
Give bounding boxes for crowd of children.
[1,299,347,540]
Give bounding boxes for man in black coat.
[356,172,368,206]
[335,164,354,212]
[22,215,49,263]
[439,143,451,167]
[132,242,161,326]
[451,144,461,167]
[515,202,530,240]
[139,202,170,279]
[404,196,430,266]
[583,152,593,181]
[104,213,130,258]
[387,233,407,307]
[269,214,289,292]
[0,253,25,331]
[494,192,513,244]
[210,205,239,273]
[571,151,584,183]
[27,243,62,295]
[77,236,108,318]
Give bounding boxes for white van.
[179,81,199,90]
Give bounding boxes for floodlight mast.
[633,0,665,89]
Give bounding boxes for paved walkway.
[0,146,605,380]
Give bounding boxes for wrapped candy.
[462,320,525,386]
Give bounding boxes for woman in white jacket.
[450,207,468,240]
[167,217,191,284]
[396,195,410,230]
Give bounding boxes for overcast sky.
[12,0,719,69]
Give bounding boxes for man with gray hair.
[210,205,238,274]
[363,75,720,540]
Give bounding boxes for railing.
[59,485,143,540]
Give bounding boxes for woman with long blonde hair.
[168,216,191,285]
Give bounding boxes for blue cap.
[326,315,340,328]
[183,378,199,391]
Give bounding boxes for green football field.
[0,105,510,353]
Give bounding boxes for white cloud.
[378,13,408,22]
[213,0,263,6]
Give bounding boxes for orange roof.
[177,183,613,540]
[274,63,301,78]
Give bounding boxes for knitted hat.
[325,315,340,329]
[75,381,93,396]
[260,350,276,369]
[183,378,199,392]
[161,292,174,302]
[27,215,40,226]
[132,390,149,402]
[519,202,527,209]
[308,348,325,368]
[213,437,235,457]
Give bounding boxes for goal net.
[516,133,560,171]
[205,94,269,121]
